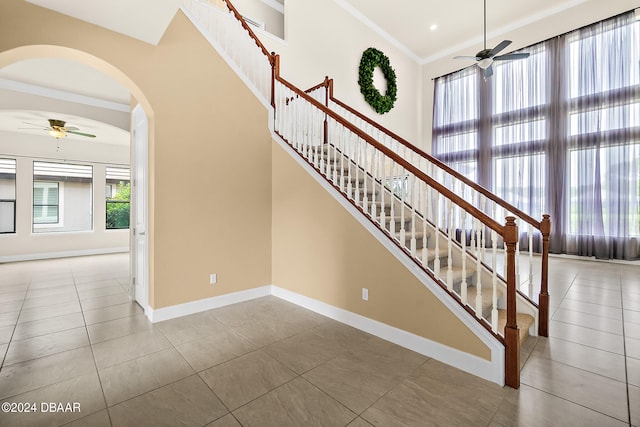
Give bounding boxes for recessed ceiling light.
[430,24,438,31]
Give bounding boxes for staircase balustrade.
[179,0,552,388]
[306,79,551,335]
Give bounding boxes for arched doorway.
[0,45,154,316]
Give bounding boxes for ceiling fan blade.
[489,40,512,57]
[66,130,96,138]
[454,56,479,61]
[23,121,49,129]
[494,52,531,61]
[63,126,79,131]
[484,65,494,78]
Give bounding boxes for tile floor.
[0,253,638,426]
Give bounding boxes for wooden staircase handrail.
[310,77,544,231]
[219,0,275,63]
[277,74,505,236]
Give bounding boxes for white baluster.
[491,229,499,333]
[363,143,369,212]
[389,161,396,236]
[460,209,468,305]
[346,131,353,199]
[410,174,417,257]
[305,102,312,162]
[312,107,318,168]
[399,168,406,246]
[379,150,386,229]
[421,184,429,268]
[475,218,483,318]
[338,126,345,193]
[446,198,453,290]
[371,149,378,220]
[480,197,487,266]
[470,196,476,256]
[354,136,360,204]
[433,193,440,277]
[331,129,344,186]
[528,223,534,298]
[515,220,521,291]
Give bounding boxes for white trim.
[272,132,505,385]
[261,0,284,14]
[0,78,130,112]
[0,246,129,263]
[147,285,273,323]
[272,285,503,385]
[332,0,421,64]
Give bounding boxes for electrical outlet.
[210,274,217,284]
[362,288,368,301]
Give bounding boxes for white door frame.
[131,103,149,315]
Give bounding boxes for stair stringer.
[272,131,506,386]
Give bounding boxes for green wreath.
[358,47,397,114]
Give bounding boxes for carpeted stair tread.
[497,310,535,344]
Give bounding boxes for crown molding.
[0,78,130,112]
[332,0,421,65]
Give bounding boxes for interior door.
[130,104,149,312]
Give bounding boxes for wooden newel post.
[504,216,520,388]
[270,53,279,109]
[538,214,551,337]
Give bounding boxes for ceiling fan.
[21,119,96,139]
[454,0,530,77]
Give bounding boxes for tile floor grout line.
[352,356,432,421]
[0,280,29,370]
[527,348,630,383]
[552,305,624,321]
[620,275,632,426]
[549,317,625,336]
[71,269,115,427]
[519,379,631,425]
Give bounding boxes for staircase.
[180,0,549,389]
[316,144,535,340]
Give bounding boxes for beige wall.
[271,141,490,360]
[0,0,272,309]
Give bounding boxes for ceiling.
[0,110,130,146]
[19,0,639,65]
[2,0,637,144]
[341,0,580,61]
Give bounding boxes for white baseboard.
[147,285,272,322]
[143,283,503,385]
[271,285,503,386]
[0,247,129,263]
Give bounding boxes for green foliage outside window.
[106,182,130,229]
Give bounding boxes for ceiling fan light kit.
[48,129,66,139]
[453,0,530,77]
[21,118,97,139]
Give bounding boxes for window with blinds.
[0,158,16,234]
[32,161,93,233]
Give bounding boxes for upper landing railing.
[180,0,551,389]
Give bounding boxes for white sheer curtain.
[433,11,640,260]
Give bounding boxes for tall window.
[0,159,16,234]
[105,167,130,230]
[433,11,640,260]
[33,182,59,224]
[33,162,93,233]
